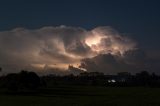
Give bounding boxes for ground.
[0,86,160,106]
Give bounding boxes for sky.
[0,0,160,74]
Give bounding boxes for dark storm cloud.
[80,49,160,74]
[80,53,132,74]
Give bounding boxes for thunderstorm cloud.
[0,25,158,74]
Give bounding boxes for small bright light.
[108,80,111,83]
[111,79,116,83]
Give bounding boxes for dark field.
[0,86,160,106]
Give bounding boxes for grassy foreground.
[0,86,160,106]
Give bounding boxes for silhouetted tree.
[3,71,40,91]
[18,71,41,90]
[5,73,19,91]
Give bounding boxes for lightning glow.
[0,26,136,74]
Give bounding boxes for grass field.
[0,86,160,106]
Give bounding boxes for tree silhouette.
[4,70,40,91]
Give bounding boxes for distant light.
[108,80,111,83]
[111,79,116,83]
[108,79,116,83]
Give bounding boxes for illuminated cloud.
[0,26,137,74]
[85,27,136,56]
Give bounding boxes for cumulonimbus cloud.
[0,25,138,74]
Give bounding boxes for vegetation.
[0,70,160,105]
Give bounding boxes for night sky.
[0,0,160,49]
[0,0,160,74]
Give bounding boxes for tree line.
[0,70,160,92]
